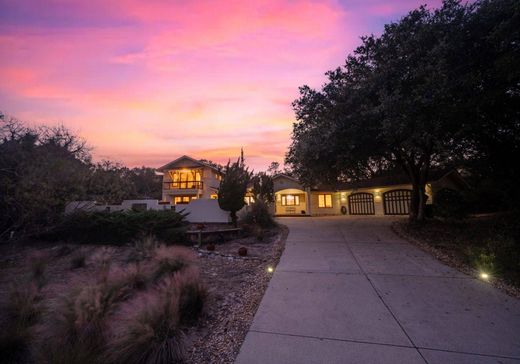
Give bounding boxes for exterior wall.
[65,199,173,214]
[275,192,308,215]
[309,191,342,216]
[306,184,433,216]
[178,199,229,223]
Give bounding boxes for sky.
[0,0,443,170]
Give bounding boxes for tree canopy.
[286,0,520,221]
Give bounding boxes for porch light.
[480,272,490,280]
[267,266,274,273]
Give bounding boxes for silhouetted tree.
[218,158,251,226]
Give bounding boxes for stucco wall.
[179,199,229,223]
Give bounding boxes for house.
[156,155,224,205]
[273,170,467,216]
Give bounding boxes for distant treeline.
[0,117,162,240]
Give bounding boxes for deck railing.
[163,181,204,190]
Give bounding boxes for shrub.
[206,243,215,251]
[153,246,195,281]
[434,188,468,220]
[241,201,276,228]
[41,209,188,245]
[107,291,185,364]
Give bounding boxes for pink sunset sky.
[0,0,442,170]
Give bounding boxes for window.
[318,194,333,208]
[281,194,300,206]
[210,194,218,199]
[174,196,192,204]
[244,196,255,205]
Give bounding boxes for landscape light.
[267,266,274,273]
[480,272,490,280]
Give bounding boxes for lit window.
[174,196,192,204]
[244,196,255,205]
[318,194,333,208]
[210,194,218,199]
[281,194,300,206]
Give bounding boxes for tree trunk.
[230,211,238,227]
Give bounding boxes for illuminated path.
[235,216,520,364]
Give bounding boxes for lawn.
[396,213,520,297]
[0,223,287,364]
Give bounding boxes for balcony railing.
[163,181,204,190]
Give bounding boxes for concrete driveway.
[235,216,520,364]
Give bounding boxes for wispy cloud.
[1,0,443,170]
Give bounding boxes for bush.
[41,210,188,245]
[241,201,276,228]
[107,290,185,364]
[434,188,468,220]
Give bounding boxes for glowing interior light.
[267,266,274,273]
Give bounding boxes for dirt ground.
[0,224,288,364]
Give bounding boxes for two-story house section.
[157,155,223,205]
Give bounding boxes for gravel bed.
[185,225,288,363]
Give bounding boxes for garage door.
[348,193,375,215]
[383,189,412,215]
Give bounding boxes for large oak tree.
[287,0,519,221]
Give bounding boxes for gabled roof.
[157,155,223,173]
[272,173,300,183]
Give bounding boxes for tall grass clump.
[38,279,129,364]
[0,282,42,363]
[107,290,185,364]
[28,251,50,287]
[153,246,196,281]
[170,268,208,325]
[128,235,160,263]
